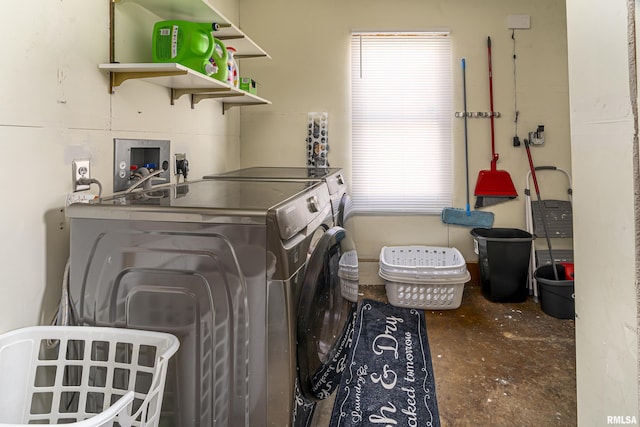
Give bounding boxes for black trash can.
[470,228,534,302]
[534,264,575,319]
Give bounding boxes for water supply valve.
[528,125,545,145]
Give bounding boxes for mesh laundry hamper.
[379,246,471,309]
[0,326,179,427]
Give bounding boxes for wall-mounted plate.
[114,138,170,192]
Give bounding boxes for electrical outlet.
[175,153,189,179]
[175,153,186,175]
[73,159,91,192]
[529,125,545,145]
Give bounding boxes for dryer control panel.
[274,184,331,241]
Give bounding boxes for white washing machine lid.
[296,226,358,401]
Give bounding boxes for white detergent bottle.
[226,46,239,87]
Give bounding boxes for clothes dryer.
[67,179,358,426]
[203,167,353,227]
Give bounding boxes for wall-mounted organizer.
[113,138,171,192]
[101,0,271,112]
[454,112,501,118]
[307,112,329,167]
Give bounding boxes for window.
[350,32,452,214]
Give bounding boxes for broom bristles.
[474,195,517,209]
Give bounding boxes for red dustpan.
[474,36,518,208]
[474,158,518,208]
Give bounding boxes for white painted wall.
[566,0,639,423]
[238,0,572,270]
[0,0,243,333]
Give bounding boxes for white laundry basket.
[338,250,359,302]
[379,245,468,280]
[379,246,470,310]
[0,326,179,427]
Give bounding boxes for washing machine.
[67,179,358,426]
[203,167,353,227]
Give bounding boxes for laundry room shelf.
[99,63,271,111]
[105,0,271,110]
[119,0,268,58]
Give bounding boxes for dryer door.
[297,226,359,401]
[337,193,354,227]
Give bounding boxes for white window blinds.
[350,32,453,214]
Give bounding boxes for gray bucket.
[534,264,574,319]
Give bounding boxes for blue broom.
[442,58,494,228]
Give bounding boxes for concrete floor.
[313,280,577,426]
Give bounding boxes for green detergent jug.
[153,20,226,79]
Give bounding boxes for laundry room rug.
[329,299,440,427]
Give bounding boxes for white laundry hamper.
[0,326,179,427]
[379,245,471,310]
